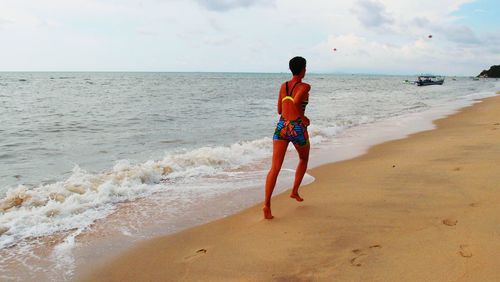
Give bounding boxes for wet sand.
[81,94,500,281]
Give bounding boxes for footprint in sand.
[469,203,479,207]
[453,167,461,171]
[183,248,207,261]
[350,254,367,267]
[459,245,472,258]
[350,245,382,267]
[442,219,458,226]
[352,248,362,254]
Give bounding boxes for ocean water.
[0,72,498,280]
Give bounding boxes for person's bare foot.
[290,193,304,202]
[263,205,274,219]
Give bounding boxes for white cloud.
[203,35,234,46]
[351,0,394,28]
[135,28,159,36]
[194,0,275,11]
[0,0,497,75]
[442,25,480,45]
[0,17,10,27]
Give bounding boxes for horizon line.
[0,70,473,77]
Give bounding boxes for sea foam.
[0,127,342,250]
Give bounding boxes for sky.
[0,0,499,75]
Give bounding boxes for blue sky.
[452,0,500,31]
[0,0,498,75]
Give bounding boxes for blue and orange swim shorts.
[273,116,309,146]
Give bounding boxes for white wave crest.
[0,136,281,249]
[0,123,351,249]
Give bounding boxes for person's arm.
[293,83,311,125]
[277,83,284,115]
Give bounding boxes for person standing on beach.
[263,56,311,219]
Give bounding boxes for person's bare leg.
[264,140,288,219]
[290,143,310,202]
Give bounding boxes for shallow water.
[2,73,495,191]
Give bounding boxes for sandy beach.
[80,94,500,282]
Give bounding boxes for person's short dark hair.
[289,56,306,75]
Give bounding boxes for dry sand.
[80,95,500,282]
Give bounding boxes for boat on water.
[415,75,445,86]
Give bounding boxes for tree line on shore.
[478,65,500,78]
